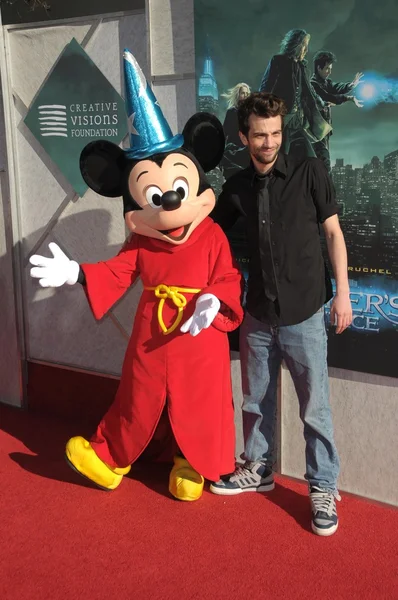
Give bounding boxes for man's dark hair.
[313,51,336,73]
[237,92,287,136]
[280,29,309,59]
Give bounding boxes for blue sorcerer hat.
[123,49,184,159]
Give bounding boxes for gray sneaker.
[210,462,275,495]
[310,486,341,536]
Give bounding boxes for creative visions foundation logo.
[24,38,126,196]
[37,102,121,139]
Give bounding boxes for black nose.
[161,190,181,211]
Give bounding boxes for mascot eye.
[145,186,163,208]
[172,178,189,200]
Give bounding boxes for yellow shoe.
[169,456,204,502]
[65,436,131,491]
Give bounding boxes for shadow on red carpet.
[1,404,311,529]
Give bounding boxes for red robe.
[81,217,243,481]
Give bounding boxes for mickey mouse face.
[80,112,225,245]
[124,152,215,244]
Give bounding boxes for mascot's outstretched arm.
[30,241,221,337]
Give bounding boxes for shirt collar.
[249,153,287,183]
[273,153,287,178]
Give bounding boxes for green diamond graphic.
[24,38,126,197]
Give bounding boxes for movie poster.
[194,0,398,378]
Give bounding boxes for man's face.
[299,37,309,61]
[318,62,333,80]
[239,114,282,169]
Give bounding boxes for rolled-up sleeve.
[310,159,339,223]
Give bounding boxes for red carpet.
[1,404,397,600]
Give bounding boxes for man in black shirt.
[310,51,363,172]
[210,92,352,537]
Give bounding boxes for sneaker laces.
[234,464,253,479]
[310,488,341,517]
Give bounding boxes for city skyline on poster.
[194,0,398,377]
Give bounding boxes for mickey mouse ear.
[182,112,225,172]
[80,140,127,197]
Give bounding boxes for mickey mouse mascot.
[30,50,243,502]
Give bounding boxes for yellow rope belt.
[145,284,201,335]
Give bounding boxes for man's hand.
[30,242,80,288]
[350,72,364,88]
[330,293,352,334]
[348,96,363,108]
[180,293,220,337]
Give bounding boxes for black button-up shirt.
[211,154,339,326]
[255,173,277,301]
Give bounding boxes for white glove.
[180,293,221,337]
[29,242,80,288]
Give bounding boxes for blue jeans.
[239,309,340,492]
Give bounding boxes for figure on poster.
[211,92,352,536]
[310,51,364,173]
[259,29,331,162]
[220,83,251,179]
[29,50,243,502]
